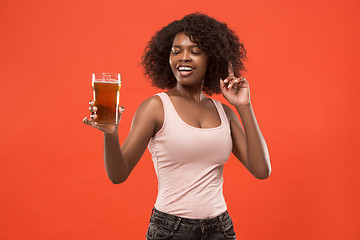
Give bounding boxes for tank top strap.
[154,92,179,128]
[155,92,170,102]
[155,92,173,115]
[210,99,230,128]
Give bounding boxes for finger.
[222,77,233,89]
[90,114,97,120]
[89,106,97,113]
[229,77,245,88]
[235,77,247,84]
[228,62,234,78]
[220,78,224,86]
[116,106,125,122]
[89,100,97,113]
[233,80,245,88]
[227,79,236,88]
[83,117,95,127]
[220,79,230,94]
[238,77,249,86]
[220,78,227,90]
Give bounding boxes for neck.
[171,84,206,102]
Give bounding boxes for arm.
[220,63,271,179]
[223,104,271,179]
[84,96,163,183]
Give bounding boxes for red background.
[1,0,359,239]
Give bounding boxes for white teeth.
[178,67,193,71]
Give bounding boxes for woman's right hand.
[83,100,125,134]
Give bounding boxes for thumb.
[117,106,125,122]
[219,78,227,93]
[220,78,224,88]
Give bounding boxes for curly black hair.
[142,13,247,95]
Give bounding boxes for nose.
[179,51,191,62]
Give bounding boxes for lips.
[177,65,194,77]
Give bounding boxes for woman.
[83,13,271,240]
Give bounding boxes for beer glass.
[92,73,121,124]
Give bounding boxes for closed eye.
[171,48,181,55]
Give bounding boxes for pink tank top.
[148,92,233,219]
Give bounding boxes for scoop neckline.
[163,93,223,131]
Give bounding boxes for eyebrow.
[172,44,199,48]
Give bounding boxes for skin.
[83,32,271,183]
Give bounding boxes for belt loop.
[218,213,225,232]
[173,217,182,231]
[218,212,223,222]
[151,207,155,215]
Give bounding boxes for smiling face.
[169,32,208,88]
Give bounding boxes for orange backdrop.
[1,0,359,239]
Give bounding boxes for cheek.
[169,58,177,75]
[201,60,208,73]
[169,56,175,68]
[201,56,208,70]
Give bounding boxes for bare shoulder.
[221,103,237,121]
[133,94,164,136]
[137,95,163,114]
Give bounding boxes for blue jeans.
[146,208,237,240]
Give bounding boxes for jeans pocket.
[223,225,237,239]
[146,221,174,240]
[223,215,236,239]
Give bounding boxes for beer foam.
[92,73,121,84]
[93,80,120,83]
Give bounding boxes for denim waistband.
[151,208,231,232]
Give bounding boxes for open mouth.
[178,66,194,71]
[177,66,194,77]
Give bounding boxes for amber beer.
[92,73,121,124]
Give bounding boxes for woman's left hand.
[220,62,250,107]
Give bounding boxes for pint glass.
[92,73,121,124]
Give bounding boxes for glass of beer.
[92,73,121,124]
